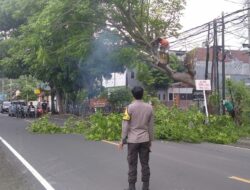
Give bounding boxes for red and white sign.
[90,98,108,108]
[195,80,211,91]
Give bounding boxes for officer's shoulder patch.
[123,107,131,121]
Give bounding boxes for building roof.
[193,48,249,63]
[169,82,193,88]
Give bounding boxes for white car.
[1,101,11,113]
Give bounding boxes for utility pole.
[10,79,12,100]
[211,20,216,91]
[212,19,220,114]
[222,12,226,114]
[215,21,220,115]
[205,23,211,80]
[242,1,250,80]
[248,0,250,77]
[1,79,2,94]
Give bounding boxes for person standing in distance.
[118,86,154,190]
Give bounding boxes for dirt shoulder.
[231,137,250,149]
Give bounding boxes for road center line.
[229,176,250,184]
[0,136,55,190]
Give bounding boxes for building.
[194,48,250,86]
[103,48,250,109]
[102,69,142,89]
[166,82,194,109]
[164,48,250,108]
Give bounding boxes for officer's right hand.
[118,142,123,150]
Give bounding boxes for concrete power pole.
[248,0,250,77]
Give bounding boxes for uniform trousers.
[127,142,150,184]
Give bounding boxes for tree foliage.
[103,0,196,86]
[0,0,193,113]
[226,80,250,126]
[0,0,127,112]
[2,75,39,100]
[136,54,185,92]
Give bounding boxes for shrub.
[28,115,62,134]
[226,80,250,126]
[85,112,122,141]
[154,104,240,144]
[28,115,87,135]
[61,116,87,134]
[28,102,250,144]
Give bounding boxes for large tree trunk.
[56,88,64,114]
[141,51,196,87]
[50,88,57,114]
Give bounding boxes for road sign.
[195,80,211,91]
[195,80,211,123]
[193,90,204,101]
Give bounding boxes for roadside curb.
[233,138,250,149]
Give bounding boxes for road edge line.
[102,140,119,146]
[229,176,250,184]
[0,136,55,190]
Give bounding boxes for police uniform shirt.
[122,100,154,144]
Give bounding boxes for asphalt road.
[0,113,250,190]
[0,141,44,190]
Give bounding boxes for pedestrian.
[41,101,47,113]
[118,86,154,190]
[222,99,235,119]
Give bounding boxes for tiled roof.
[170,82,193,88]
[193,48,249,63]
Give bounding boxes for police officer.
[118,86,154,190]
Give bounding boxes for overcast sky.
[181,0,244,30]
[177,0,246,49]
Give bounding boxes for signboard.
[195,80,211,124]
[195,80,211,91]
[193,90,204,101]
[34,89,41,95]
[90,98,108,108]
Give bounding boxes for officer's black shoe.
[142,182,149,190]
[124,183,136,190]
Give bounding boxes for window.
[179,93,194,100]
[163,94,166,100]
[187,94,193,100]
[158,94,161,100]
[169,93,173,101]
[180,94,186,100]
[131,71,135,79]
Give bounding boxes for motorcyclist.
[28,102,35,118]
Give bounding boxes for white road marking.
[229,176,250,184]
[102,140,119,146]
[0,136,55,190]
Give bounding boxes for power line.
[169,8,249,51]
[224,0,245,5]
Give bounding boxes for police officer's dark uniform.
[120,86,154,190]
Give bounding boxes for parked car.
[1,101,11,113]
